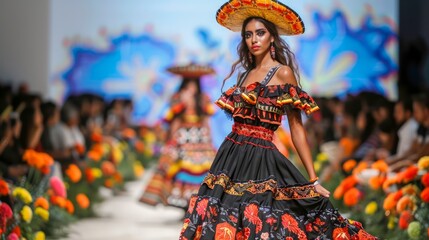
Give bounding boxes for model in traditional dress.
[179,1,378,239]
[140,64,217,210]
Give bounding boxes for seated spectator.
[389,93,429,171]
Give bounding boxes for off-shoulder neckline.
[239,81,300,90]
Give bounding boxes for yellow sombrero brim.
[166,64,215,78]
[216,0,305,36]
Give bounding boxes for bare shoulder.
[273,65,298,86]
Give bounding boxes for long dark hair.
[223,17,301,88]
[178,78,204,117]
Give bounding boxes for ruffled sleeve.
[215,86,236,114]
[275,84,319,115]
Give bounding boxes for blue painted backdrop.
[49,0,398,147]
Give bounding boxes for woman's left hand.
[315,183,330,198]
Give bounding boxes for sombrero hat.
[216,0,305,36]
[166,63,215,78]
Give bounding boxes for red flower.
[0,203,13,219]
[420,187,429,203]
[196,198,208,220]
[281,213,306,239]
[255,219,263,233]
[306,223,313,232]
[422,173,429,187]
[0,180,9,196]
[215,222,237,240]
[399,210,412,230]
[244,204,259,224]
[187,196,197,213]
[286,237,294,240]
[266,217,277,226]
[11,226,21,237]
[402,166,419,183]
[333,227,351,240]
[281,213,299,228]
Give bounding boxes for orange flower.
[85,168,95,183]
[372,159,389,173]
[76,193,90,209]
[22,149,54,174]
[339,138,358,157]
[101,161,116,176]
[343,160,357,173]
[91,143,104,155]
[65,199,74,214]
[402,166,419,183]
[0,179,9,196]
[383,192,399,211]
[398,210,412,230]
[342,175,359,191]
[333,185,345,200]
[421,187,429,203]
[134,140,145,153]
[87,150,102,162]
[113,172,123,183]
[343,188,361,207]
[50,195,66,208]
[352,161,368,175]
[383,177,398,192]
[91,132,103,143]
[369,176,386,190]
[65,164,82,183]
[421,173,429,187]
[104,179,113,188]
[34,197,49,210]
[215,222,236,240]
[396,196,414,213]
[122,128,136,139]
[402,185,419,197]
[75,143,85,155]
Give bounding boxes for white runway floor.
[65,170,183,240]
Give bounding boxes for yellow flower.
[365,201,378,215]
[133,161,144,177]
[34,231,46,240]
[13,187,33,204]
[144,131,156,143]
[92,168,102,178]
[316,152,329,162]
[21,205,33,223]
[418,156,429,170]
[35,207,49,222]
[387,216,396,230]
[112,147,123,163]
[314,161,321,173]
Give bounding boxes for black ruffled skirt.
[179,123,377,240]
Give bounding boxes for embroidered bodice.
[215,66,319,131]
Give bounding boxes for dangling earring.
[270,42,276,59]
[248,51,253,64]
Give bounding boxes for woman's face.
[244,19,273,58]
